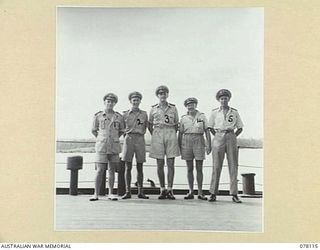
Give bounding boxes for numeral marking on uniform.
[228,115,233,122]
[164,115,170,123]
[137,118,143,125]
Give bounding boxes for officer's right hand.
[206,146,212,155]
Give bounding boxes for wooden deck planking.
[55,195,262,232]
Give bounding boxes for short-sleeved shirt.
[208,107,244,131]
[149,103,179,128]
[123,109,148,135]
[92,110,125,154]
[179,111,208,134]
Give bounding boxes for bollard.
[66,156,83,195]
[241,173,256,195]
[117,160,126,196]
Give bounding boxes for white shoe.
[89,196,99,201]
[108,195,118,201]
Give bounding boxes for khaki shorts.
[95,153,120,164]
[181,134,205,160]
[121,133,146,163]
[149,126,180,159]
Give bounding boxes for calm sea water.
[56,148,263,191]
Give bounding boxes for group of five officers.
[90,85,244,203]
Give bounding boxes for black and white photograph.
[55,7,264,232]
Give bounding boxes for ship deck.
[55,194,263,232]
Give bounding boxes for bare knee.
[196,160,203,172]
[157,159,165,169]
[96,163,107,174]
[108,163,116,174]
[126,162,133,171]
[167,158,175,168]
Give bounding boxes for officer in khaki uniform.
[148,85,180,200]
[178,97,211,200]
[208,89,243,203]
[121,91,149,200]
[90,93,125,201]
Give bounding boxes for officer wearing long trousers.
[208,89,243,203]
[90,93,125,201]
[121,91,149,200]
[148,85,180,200]
[178,97,211,200]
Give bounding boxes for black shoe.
[198,194,208,200]
[166,190,176,200]
[208,194,216,202]
[158,190,167,200]
[184,193,194,200]
[138,193,149,199]
[232,195,242,203]
[121,192,132,199]
[89,197,99,201]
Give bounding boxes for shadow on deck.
[55,194,263,232]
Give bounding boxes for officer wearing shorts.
[178,97,211,200]
[148,85,180,200]
[208,89,244,203]
[90,93,125,201]
[121,91,149,200]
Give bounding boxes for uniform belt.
[184,133,203,135]
[215,129,234,133]
[126,132,143,135]
[154,125,176,128]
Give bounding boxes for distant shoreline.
[56,138,263,153]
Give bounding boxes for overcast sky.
[56,7,263,140]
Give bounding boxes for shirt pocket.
[113,121,120,130]
[153,112,162,123]
[136,118,145,126]
[99,119,106,129]
[167,114,175,124]
[227,114,235,124]
[195,119,204,132]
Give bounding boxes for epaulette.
[231,107,238,111]
[212,108,219,111]
[94,111,103,116]
[151,103,158,107]
[123,110,129,113]
[115,111,122,116]
[169,103,175,106]
[181,114,187,118]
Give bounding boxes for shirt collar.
[156,102,172,108]
[102,110,115,116]
[218,106,230,112]
[186,110,199,116]
[129,108,140,113]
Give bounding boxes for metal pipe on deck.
[117,160,126,196]
[241,173,256,195]
[99,169,107,196]
[66,156,83,195]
